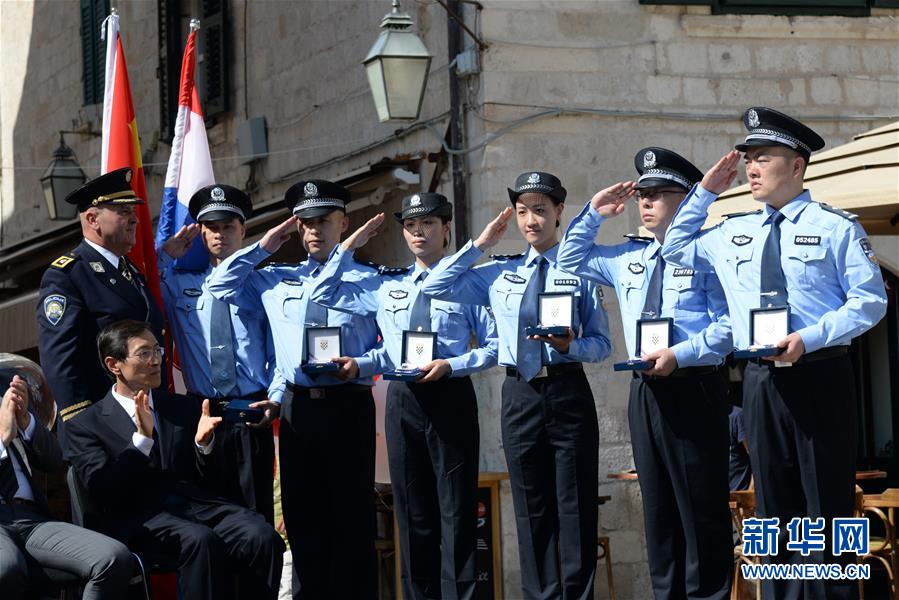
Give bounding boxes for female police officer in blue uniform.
[421,173,612,600]
[557,149,733,600]
[308,193,498,600]
[663,108,888,599]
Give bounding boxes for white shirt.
[111,386,214,456]
[0,414,37,502]
[84,238,123,269]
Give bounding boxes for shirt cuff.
[582,202,604,228]
[158,250,174,269]
[20,413,36,441]
[355,356,375,380]
[694,184,719,206]
[670,341,693,368]
[796,326,824,354]
[445,356,465,378]
[132,433,154,457]
[267,390,283,405]
[196,433,215,455]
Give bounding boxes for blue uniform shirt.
[558,202,732,367]
[662,185,887,352]
[206,241,383,403]
[159,253,275,398]
[420,240,612,367]
[309,245,499,377]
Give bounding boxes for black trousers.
[215,421,276,525]
[131,497,284,600]
[386,376,480,600]
[628,371,733,600]
[501,370,599,600]
[280,384,377,600]
[744,355,858,600]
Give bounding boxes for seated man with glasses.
[65,319,284,600]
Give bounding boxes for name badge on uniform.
[302,327,342,374]
[613,318,673,371]
[733,307,790,360]
[525,292,573,337]
[383,331,438,381]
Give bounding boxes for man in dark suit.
[66,320,283,600]
[0,374,133,599]
[36,167,165,444]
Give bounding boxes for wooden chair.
[730,490,761,600]
[595,495,617,599]
[858,486,898,599]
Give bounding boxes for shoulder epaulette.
[490,252,525,261]
[623,234,653,243]
[59,399,93,422]
[723,209,763,219]
[50,253,78,271]
[379,265,411,276]
[267,262,300,267]
[352,257,382,271]
[819,203,858,221]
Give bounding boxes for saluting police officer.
[309,193,499,600]
[421,173,612,600]
[158,184,277,524]
[37,167,165,443]
[207,180,382,600]
[557,149,733,600]
[662,108,888,599]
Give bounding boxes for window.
[639,0,899,16]
[157,0,230,142]
[80,0,110,106]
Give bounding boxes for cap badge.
[527,173,540,184]
[211,187,225,201]
[410,194,421,207]
[124,169,132,183]
[304,182,318,197]
[747,109,760,128]
[643,151,656,169]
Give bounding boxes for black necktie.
[0,454,19,501]
[517,256,548,381]
[119,258,135,285]
[760,211,788,308]
[642,253,665,318]
[408,272,431,332]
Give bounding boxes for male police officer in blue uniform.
[310,193,499,600]
[558,149,733,600]
[37,167,165,442]
[158,184,277,523]
[662,108,888,599]
[207,180,383,600]
[422,172,612,600]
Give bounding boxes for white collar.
[111,385,155,420]
[85,238,123,269]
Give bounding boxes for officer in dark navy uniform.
[37,167,165,444]
[158,185,277,523]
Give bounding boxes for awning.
[707,121,899,235]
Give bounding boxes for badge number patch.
[44,294,67,326]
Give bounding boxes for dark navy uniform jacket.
[37,239,165,432]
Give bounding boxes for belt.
[505,362,583,380]
[287,382,372,399]
[633,365,720,380]
[749,345,848,366]
[0,497,37,508]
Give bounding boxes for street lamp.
[40,133,87,220]
[363,0,432,123]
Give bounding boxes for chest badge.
[731,235,752,246]
[503,273,526,284]
[628,263,645,274]
[389,290,409,300]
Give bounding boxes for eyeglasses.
[634,189,686,203]
[127,347,164,363]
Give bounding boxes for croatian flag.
[155,20,214,270]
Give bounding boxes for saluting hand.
[195,399,222,446]
[161,224,201,259]
[331,357,360,381]
[766,332,805,364]
[343,213,385,251]
[701,151,741,195]
[590,182,636,217]
[474,207,514,251]
[134,389,154,439]
[641,348,678,377]
[260,216,299,254]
